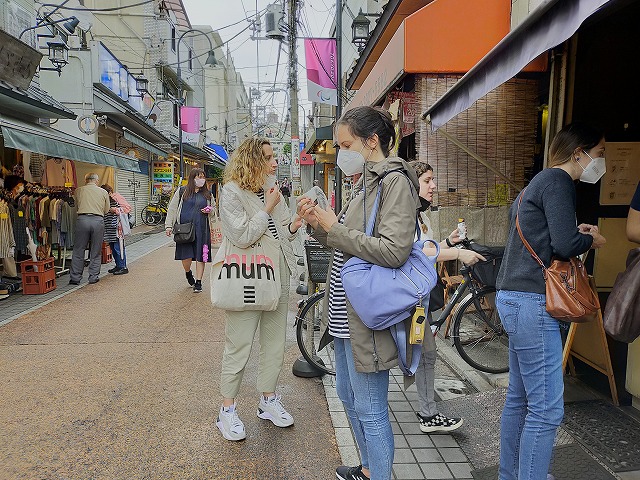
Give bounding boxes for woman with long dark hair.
[165,168,216,293]
[495,123,607,480]
[298,106,418,480]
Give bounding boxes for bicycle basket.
[469,244,505,288]
[304,239,331,283]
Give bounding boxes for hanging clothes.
[0,200,16,258]
[41,158,77,187]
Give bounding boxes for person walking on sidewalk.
[215,137,302,442]
[298,106,418,480]
[165,168,216,293]
[69,173,110,285]
[495,122,607,480]
[409,160,485,434]
[101,184,131,275]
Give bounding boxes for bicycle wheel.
[451,287,509,374]
[141,205,162,226]
[296,291,335,375]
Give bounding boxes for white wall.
[511,0,546,28]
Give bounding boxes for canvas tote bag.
[210,213,223,249]
[210,234,281,311]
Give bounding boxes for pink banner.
[180,106,201,145]
[180,106,201,133]
[304,38,338,106]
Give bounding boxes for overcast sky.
[182,0,335,128]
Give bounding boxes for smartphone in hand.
[302,186,329,210]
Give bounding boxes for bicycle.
[295,239,508,376]
[295,239,335,376]
[141,194,170,226]
[431,240,509,374]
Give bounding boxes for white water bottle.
[457,218,467,241]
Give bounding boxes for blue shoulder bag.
[340,170,440,375]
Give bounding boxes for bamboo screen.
[416,75,540,207]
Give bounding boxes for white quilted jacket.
[217,181,297,276]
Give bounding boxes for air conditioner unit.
[264,3,285,40]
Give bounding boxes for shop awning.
[305,125,333,154]
[204,143,228,163]
[421,0,612,131]
[123,127,169,157]
[183,143,226,169]
[346,0,525,111]
[0,114,141,172]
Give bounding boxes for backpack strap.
[364,169,414,236]
[390,324,421,376]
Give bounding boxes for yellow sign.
[18,211,24,217]
[0,213,8,219]
[64,182,73,188]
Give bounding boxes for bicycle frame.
[431,266,501,335]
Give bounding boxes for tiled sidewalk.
[0,231,171,326]
[323,353,476,480]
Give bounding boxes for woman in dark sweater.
[495,123,606,480]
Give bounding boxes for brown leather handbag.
[515,192,599,323]
[603,248,640,342]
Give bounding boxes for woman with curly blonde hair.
[215,137,303,442]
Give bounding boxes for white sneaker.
[257,394,294,427]
[216,404,246,441]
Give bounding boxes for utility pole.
[335,0,343,212]
[288,0,301,196]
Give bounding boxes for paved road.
[0,241,341,479]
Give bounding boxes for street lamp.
[351,8,382,52]
[177,29,219,180]
[18,16,80,75]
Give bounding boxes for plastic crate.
[20,257,56,295]
[304,239,330,283]
[101,242,112,264]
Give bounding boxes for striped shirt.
[328,214,349,338]
[257,190,279,239]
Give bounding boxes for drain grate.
[437,388,573,470]
[470,444,616,480]
[562,400,640,472]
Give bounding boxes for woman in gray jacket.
[299,106,419,480]
[215,137,303,442]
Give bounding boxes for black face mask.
[418,196,431,212]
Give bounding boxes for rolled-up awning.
[421,0,612,131]
[0,114,141,172]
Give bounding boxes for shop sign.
[600,142,640,205]
[345,23,405,110]
[98,43,152,116]
[291,136,300,179]
[0,30,43,90]
[386,91,417,137]
[152,161,174,197]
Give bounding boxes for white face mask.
[337,143,371,176]
[577,151,606,184]
[194,178,206,188]
[263,174,277,190]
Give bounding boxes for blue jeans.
[496,290,564,480]
[110,240,127,269]
[334,338,394,480]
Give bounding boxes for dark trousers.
[70,214,104,283]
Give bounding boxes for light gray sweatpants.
[219,251,290,399]
[414,324,438,418]
[70,214,104,283]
